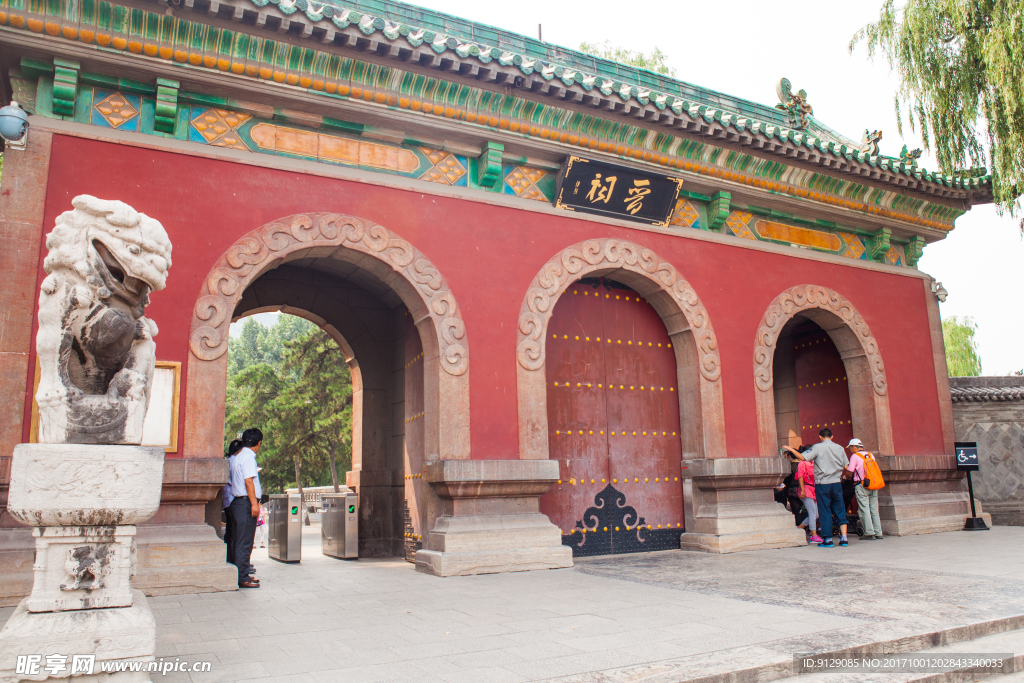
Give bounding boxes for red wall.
[23,135,946,459]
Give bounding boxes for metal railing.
[284,485,352,510]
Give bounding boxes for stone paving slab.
[0,526,1020,683]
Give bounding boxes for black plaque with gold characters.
[553,156,685,227]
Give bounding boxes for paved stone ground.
[2,526,1022,683]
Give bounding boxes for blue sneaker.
[839,538,849,547]
[819,540,834,548]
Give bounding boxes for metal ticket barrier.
[268,493,302,563]
[321,491,358,559]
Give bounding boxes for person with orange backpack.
[846,438,885,540]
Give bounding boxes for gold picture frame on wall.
[30,359,181,453]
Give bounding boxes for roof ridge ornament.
[862,129,883,156]
[899,144,923,168]
[775,78,813,129]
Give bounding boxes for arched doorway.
[771,318,855,451]
[184,213,470,558]
[516,239,726,557]
[753,284,893,457]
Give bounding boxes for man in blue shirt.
[227,428,263,588]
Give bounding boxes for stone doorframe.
[752,284,894,457]
[515,239,727,461]
[183,213,470,462]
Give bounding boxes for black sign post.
[955,441,988,531]
[553,156,685,227]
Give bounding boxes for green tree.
[942,316,983,376]
[226,315,313,383]
[273,330,353,497]
[225,363,285,447]
[579,41,676,77]
[851,0,1023,223]
[224,315,352,495]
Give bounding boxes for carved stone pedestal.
[0,589,155,682]
[25,526,137,613]
[0,444,163,682]
[415,460,573,577]
[680,457,807,553]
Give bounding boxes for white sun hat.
[847,438,864,447]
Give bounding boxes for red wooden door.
[794,327,854,449]
[539,278,684,557]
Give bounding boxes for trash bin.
[321,491,358,559]
[268,493,301,563]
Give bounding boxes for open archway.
[753,284,893,457]
[183,213,470,556]
[516,238,726,462]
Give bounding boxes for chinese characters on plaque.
[554,156,684,227]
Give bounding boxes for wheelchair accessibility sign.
[955,442,979,471]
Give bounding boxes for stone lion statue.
[35,195,172,445]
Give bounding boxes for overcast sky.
[234,0,1023,374]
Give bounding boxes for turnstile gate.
[268,493,301,563]
[321,491,358,559]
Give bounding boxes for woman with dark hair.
[223,440,243,564]
[794,445,822,544]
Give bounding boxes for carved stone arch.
[183,213,470,461]
[753,284,894,457]
[516,239,727,461]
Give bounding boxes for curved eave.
[168,0,991,203]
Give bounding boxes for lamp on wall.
[0,101,28,151]
[931,280,948,303]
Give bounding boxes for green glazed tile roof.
[311,0,798,126]
[280,0,799,126]
[251,0,990,193]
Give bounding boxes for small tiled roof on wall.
[950,377,1024,402]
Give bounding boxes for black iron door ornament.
[562,484,683,557]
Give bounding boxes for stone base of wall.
[877,455,987,535]
[416,514,573,576]
[135,524,238,596]
[981,502,1024,526]
[680,457,807,554]
[416,460,572,577]
[679,527,807,554]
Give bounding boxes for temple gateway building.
[0,0,993,598]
